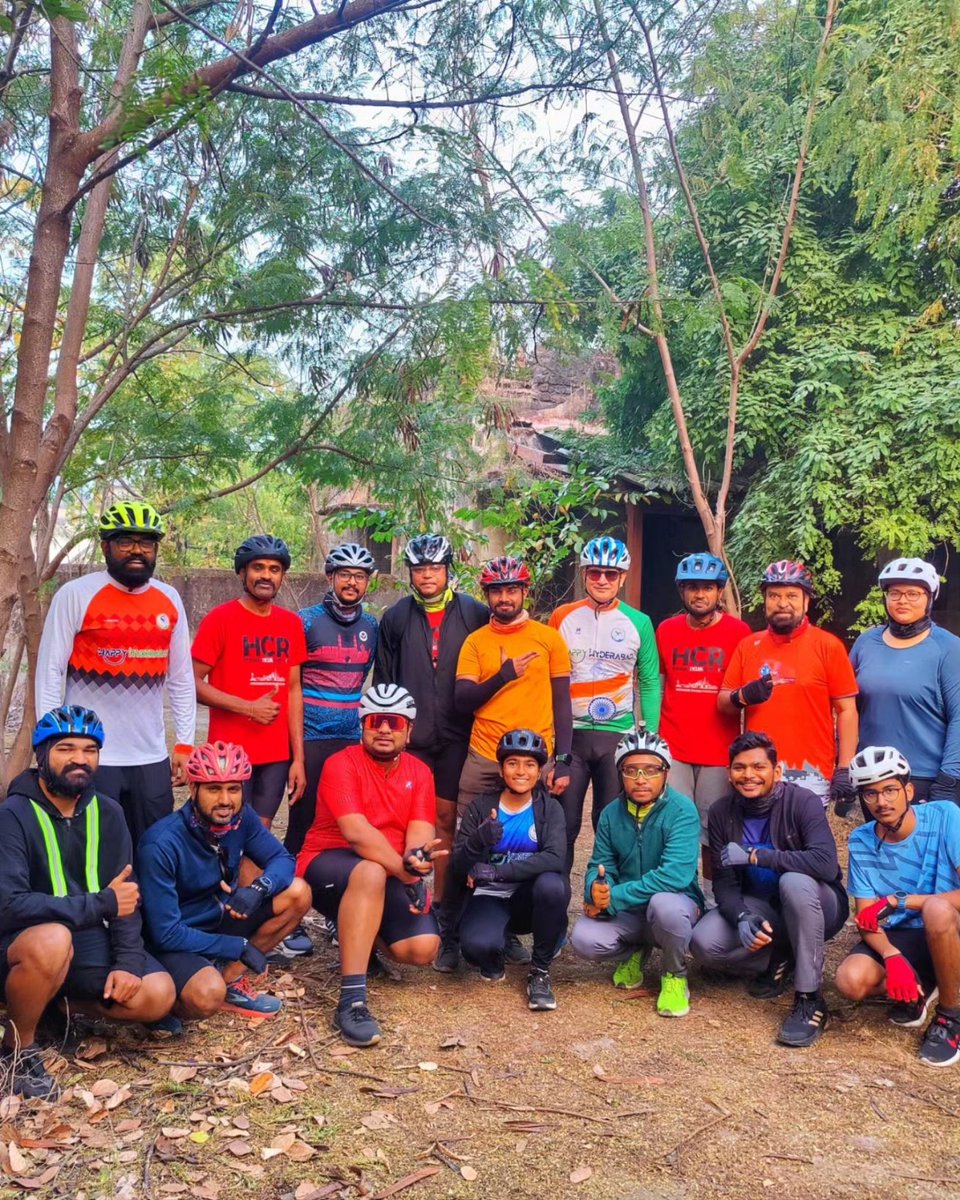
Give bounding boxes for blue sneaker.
[267,924,315,963]
[221,975,282,1018]
[144,1013,184,1036]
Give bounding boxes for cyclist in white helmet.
[836,746,960,1068]
[849,559,960,807]
[295,685,443,1047]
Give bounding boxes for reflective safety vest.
[29,797,101,896]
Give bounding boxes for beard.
[39,759,94,799]
[106,554,156,588]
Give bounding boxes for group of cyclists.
[2,498,959,1100]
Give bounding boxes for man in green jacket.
[570,729,703,1017]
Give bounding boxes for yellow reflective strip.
[85,797,101,892]
[29,800,67,898]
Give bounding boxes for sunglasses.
[363,713,410,732]
[585,568,622,582]
[621,765,667,780]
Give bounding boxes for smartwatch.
[554,753,573,766]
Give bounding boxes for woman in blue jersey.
[448,730,569,1011]
[850,560,960,806]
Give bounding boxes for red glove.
[884,953,921,1003]
[855,896,895,933]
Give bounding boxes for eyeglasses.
[885,588,927,603]
[861,784,903,804]
[585,568,623,582]
[335,570,370,584]
[363,713,410,732]
[621,765,667,780]
[109,535,159,552]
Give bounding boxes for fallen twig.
[463,1089,619,1126]
[660,1106,731,1163]
[763,1153,813,1165]
[143,1135,157,1197]
[370,1165,440,1199]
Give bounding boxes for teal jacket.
[583,785,704,915]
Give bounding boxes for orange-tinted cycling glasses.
[363,713,410,732]
[585,568,622,582]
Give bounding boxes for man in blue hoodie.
[137,741,311,1023]
[570,729,703,1017]
[0,707,175,1098]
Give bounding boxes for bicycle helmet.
[186,740,253,784]
[358,684,417,722]
[99,501,164,540]
[496,728,548,766]
[878,558,940,599]
[615,728,672,770]
[849,745,911,788]
[580,536,631,571]
[479,555,531,588]
[760,559,814,595]
[324,542,376,575]
[676,552,728,585]
[234,534,291,573]
[33,705,105,749]
[405,533,453,567]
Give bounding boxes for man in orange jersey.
[36,503,196,846]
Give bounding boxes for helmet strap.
[876,804,910,843]
[323,590,362,624]
[187,798,242,841]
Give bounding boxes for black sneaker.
[432,936,460,974]
[919,1008,960,1068]
[0,1044,60,1100]
[333,1001,381,1048]
[777,992,829,1047]
[322,916,339,947]
[504,933,531,965]
[748,955,794,1000]
[527,968,557,1011]
[890,987,939,1029]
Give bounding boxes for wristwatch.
[894,891,908,908]
[554,753,573,766]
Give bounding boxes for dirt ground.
[2,804,959,1200]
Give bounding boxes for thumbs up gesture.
[107,864,140,917]
[590,863,611,911]
[475,808,504,849]
[248,685,281,725]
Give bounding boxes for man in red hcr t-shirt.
[192,535,307,831]
[657,554,750,882]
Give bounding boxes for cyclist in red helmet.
[719,561,859,805]
[137,740,312,1025]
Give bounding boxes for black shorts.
[242,760,290,821]
[149,901,278,996]
[0,925,168,1005]
[408,743,469,804]
[94,759,174,847]
[303,848,439,946]
[849,926,937,990]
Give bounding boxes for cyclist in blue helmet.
[0,707,175,1098]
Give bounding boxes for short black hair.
[729,731,777,767]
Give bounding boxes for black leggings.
[458,872,570,972]
[284,738,354,855]
[559,729,622,873]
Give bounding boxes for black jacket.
[0,771,147,976]
[707,781,847,927]
[374,591,488,749]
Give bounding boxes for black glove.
[737,911,769,950]
[929,772,959,803]
[734,674,774,708]
[239,941,268,975]
[404,878,431,914]
[469,861,500,884]
[225,877,270,919]
[403,846,432,876]
[721,842,751,868]
[471,811,504,851]
[834,793,858,819]
[831,767,856,802]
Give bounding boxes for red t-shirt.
[721,619,858,780]
[192,599,307,765]
[657,612,751,766]
[426,607,445,667]
[296,744,436,873]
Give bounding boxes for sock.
[338,973,367,1010]
[937,1004,960,1019]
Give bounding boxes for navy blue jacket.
[137,804,295,961]
[0,771,146,975]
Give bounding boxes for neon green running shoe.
[657,972,690,1017]
[613,949,648,990]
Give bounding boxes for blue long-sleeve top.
[137,804,295,961]
[850,624,960,779]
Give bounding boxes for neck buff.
[737,779,783,818]
[414,585,453,614]
[323,590,362,625]
[187,798,242,841]
[625,794,658,821]
[885,597,933,639]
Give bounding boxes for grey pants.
[456,748,503,817]
[689,872,844,993]
[668,762,729,846]
[570,892,701,976]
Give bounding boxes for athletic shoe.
[221,975,282,1018]
[480,961,506,982]
[272,924,314,959]
[889,987,939,1029]
[748,955,794,1000]
[777,991,829,1047]
[918,1009,960,1068]
[504,933,531,965]
[527,968,557,1011]
[432,937,460,973]
[657,973,690,1018]
[613,948,649,990]
[552,934,568,961]
[368,949,400,981]
[322,916,339,947]
[333,1001,382,1047]
[0,1044,59,1100]
[144,1013,184,1037]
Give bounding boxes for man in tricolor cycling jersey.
[549,537,661,872]
[0,707,175,1098]
[36,502,196,846]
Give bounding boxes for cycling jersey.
[548,598,660,733]
[299,595,378,742]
